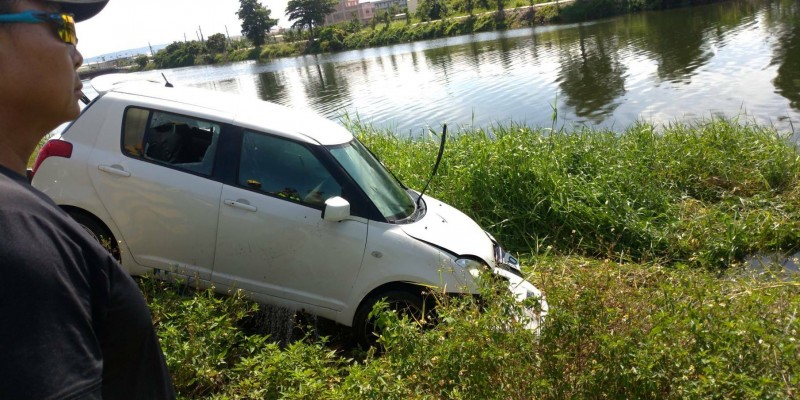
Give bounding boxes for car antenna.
[161,73,174,88]
[417,123,447,209]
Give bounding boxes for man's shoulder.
[0,165,98,265]
[0,166,55,207]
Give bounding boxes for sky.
[76,0,294,58]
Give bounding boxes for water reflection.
[556,23,627,123]
[179,0,800,134]
[255,72,284,101]
[744,252,800,281]
[638,9,713,83]
[770,0,800,110]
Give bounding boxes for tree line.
[140,0,336,69]
[140,0,728,70]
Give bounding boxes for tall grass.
[137,119,800,398]
[141,257,800,399]
[348,117,800,269]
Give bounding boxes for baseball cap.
[52,0,108,22]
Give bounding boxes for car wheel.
[353,289,432,349]
[67,210,121,261]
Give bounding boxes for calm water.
[121,0,800,135]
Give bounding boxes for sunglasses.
[0,10,77,45]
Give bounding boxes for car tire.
[353,289,433,349]
[67,210,121,261]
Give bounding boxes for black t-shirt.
[0,166,174,400]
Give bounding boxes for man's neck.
[0,125,41,178]
[0,152,28,177]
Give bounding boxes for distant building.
[407,0,418,14]
[372,0,408,13]
[324,0,375,25]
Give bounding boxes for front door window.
[238,131,341,207]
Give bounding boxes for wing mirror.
[322,196,350,222]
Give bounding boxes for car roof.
[94,78,354,146]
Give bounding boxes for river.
[104,0,800,136]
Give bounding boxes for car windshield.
[328,139,416,222]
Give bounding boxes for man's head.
[0,0,108,175]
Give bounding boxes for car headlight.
[455,257,486,278]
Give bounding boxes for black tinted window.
[122,107,221,176]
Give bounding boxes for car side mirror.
[322,196,350,222]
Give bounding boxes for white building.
[324,0,376,25]
[371,0,408,13]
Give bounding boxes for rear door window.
[122,107,221,176]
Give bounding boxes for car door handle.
[224,199,257,212]
[98,164,131,177]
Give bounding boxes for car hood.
[400,195,495,265]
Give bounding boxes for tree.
[382,4,400,27]
[135,55,149,69]
[206,33,228,54]
[416,0,448,21]
[237,0,278,47]
[283,28,304,42]
[383,10,391,28]
[152,41,205,69]
[285,0,337,41]
[347,12,362,32]
[455,0,475,16]
[496,0,505,15]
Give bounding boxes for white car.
[31,77,547,344]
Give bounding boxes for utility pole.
[148,42,154,57]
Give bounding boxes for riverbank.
[142,119,800,398]
[139,0,729,70]
[353,117,800,269]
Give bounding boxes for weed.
[140,256,800,398]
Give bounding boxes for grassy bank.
[139,119,800,399]
[353,117,800,269]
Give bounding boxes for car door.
[213,129,368,312]
[87,105,226,280]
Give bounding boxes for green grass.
[141,258,800,399]
[349,117,800,269]
[137,118,800,398]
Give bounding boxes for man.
[0,1,175,399]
